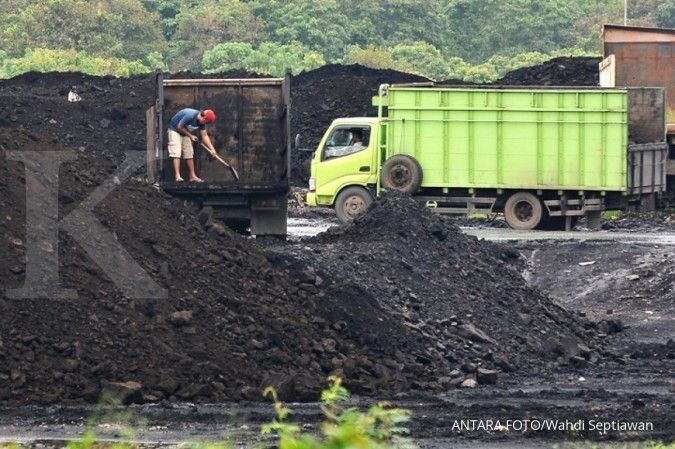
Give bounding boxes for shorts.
[167,129,194,159]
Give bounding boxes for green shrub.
[262,376,414,449]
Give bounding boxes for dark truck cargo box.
[146,74,291,236]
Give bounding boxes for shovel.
[199,142,240,181]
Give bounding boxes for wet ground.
[287,210,675,245]
[2,212,672,448]
[0,362,671,448]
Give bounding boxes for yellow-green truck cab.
[307,117,380,219]
[308,84,669,230]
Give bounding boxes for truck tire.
[381,155,422,193]
[504,192,543,230]
[334,186,373,223]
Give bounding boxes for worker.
[325,128,365,158]
[167,108,217,182]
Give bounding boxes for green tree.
[202,42,255,72]
[346,0,449,51]
[344,45,400,70]
[248,0,352,61]
[1,48,150,79]
[654,2,675,28]
[391,42,448,80]
[170,0,265,71]
[445,0,585,62]
[202,41,325,75]
[0,0,166,61]
[140,0,199,38]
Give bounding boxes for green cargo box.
[375,86,628,191]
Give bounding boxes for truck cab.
[307,117,380,221]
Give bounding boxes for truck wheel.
[334,186,373,223]
[504,192,543,230]
[381,155,422,193]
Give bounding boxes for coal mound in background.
[290,64,430,185]
[496,56,601,86]
[0,57,601,188]
[268,192,606,385]
[0,72,155,165]
[601,212,675,232]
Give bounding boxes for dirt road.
[288,214,675,244]
[463,228,675,245]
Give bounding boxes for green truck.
[306,84,668,229]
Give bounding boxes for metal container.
[379,85,629,191]
[146,74,291,236]
[601,25,675,129]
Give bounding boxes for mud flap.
[586,211,601,231]
[250,193,287,237]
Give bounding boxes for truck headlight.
[309,177,316,191]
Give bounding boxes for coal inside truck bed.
[146,75,291,236]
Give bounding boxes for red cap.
[202,109,216,123]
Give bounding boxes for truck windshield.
[323,126,370,159]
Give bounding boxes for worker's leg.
[172,158,183,182]
[182,136,203,182]
[167,130,184,181]
[185,159,202,182]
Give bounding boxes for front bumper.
[306,191,318,207]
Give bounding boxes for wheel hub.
[391,164,411,187]
[343,195,366,218]
[515,201,534,221]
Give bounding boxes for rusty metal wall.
[604,40,675,126]
[627,88,666,143]
[162,81,288,186]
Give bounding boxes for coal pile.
[0,127,608,405]
[496,56,601,86]
[269,192,606,385]
[290,64,430,185]
[0,129,470,405]
[601,212,675,232]
[0,72,155,165]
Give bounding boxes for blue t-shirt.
[169,108,205,133]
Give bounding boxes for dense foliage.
[0,0,671,80]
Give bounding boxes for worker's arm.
[177,123,198,142]
[200,129,217,152]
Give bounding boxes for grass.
[601,209,623,219]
